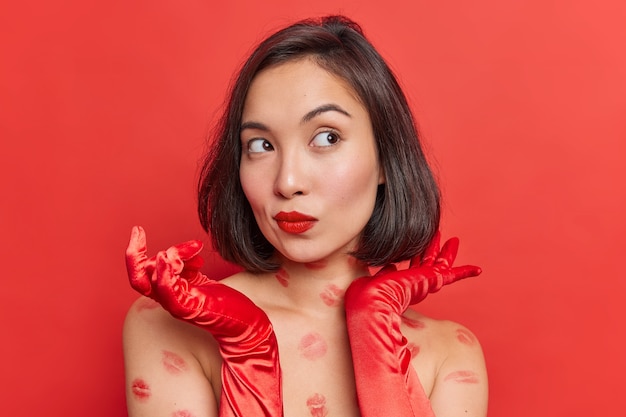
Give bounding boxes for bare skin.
[124,58,487,416]
[124,270,487,417]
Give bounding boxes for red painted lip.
[274,211,317,234]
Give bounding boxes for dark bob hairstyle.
[198,15,440,272]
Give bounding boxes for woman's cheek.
[333,162,379,210]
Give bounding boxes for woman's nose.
[273,153,309,198]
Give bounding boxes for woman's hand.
[344,232,481,417]
[125,226,283,417]
[348,232,480,312]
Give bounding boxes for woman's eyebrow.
[240,104,351,132]
[240,121,269,132]
[301,103,351,124]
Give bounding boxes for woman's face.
[239,58,384,265]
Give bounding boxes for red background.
[1,0,625,415]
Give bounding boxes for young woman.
[124,15,487,417]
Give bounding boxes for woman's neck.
[265,254,370,315]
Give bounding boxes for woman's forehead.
[242,59,365,121]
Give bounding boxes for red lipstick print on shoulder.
[162,350,187,374]
[306,393,329,417]
[319,284,344,307]
[401,315,426,329]
[275,268,290,287]
[456,328,476,346]
[444,370,480,384]
[274,211,317,234]
[131,378,151,401]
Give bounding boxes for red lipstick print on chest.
[306,393,329,417]
[298,332,328,360]
[172,411,195,417]
[319,284,344,307]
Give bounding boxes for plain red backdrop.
[1,0,625,415]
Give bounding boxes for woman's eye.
[247,138,274,153]
[311,131,340,147]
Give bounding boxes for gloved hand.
[344,232,481,417]
[125,226,283,417]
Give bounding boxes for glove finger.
[181,254,205,279]
[436,237,459,268]
[420,231,441,266]
[125,226,153,296]
[163,245,184,275]
[446,265,482,284]
[167,240,204,278]
[155,251,191,318]
[172,240,204,261]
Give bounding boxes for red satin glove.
[344,232,481,417]
[125,226,283,417]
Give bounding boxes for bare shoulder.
[123,297,222,369]
[401,309,488,417]
[123,297,222,417]
[401,309,485,356]
[218,270,276,307]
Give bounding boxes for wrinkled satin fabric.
[344,232,481,417]
[125,226,283,417]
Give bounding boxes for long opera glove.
[125,226,282,417]
[344,232,481,417]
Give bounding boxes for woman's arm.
[428,323,488,417]
[123,297,220,417]
[344,233,482,417]
[124,226,283,417]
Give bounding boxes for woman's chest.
[271,311,361,417]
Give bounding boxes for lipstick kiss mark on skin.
[298,332,328,360]
[306,393,329,417]
[319,284,344,307]
[275,268,290,287]
[456,328,476,346]
[131,378,151,401]
[444,370,480,384]
[136,297,160,312]
[162,350,187,374]
[407,342,420,358]
[304,260,328,270]
[401,315,426,329]
[172,410,195,417]
[348,256,360,268]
